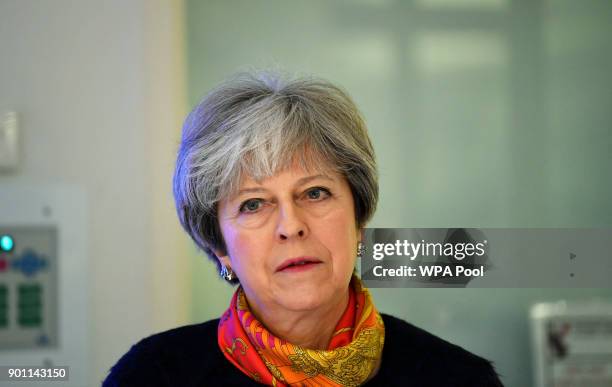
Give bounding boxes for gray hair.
[173,71,378,275]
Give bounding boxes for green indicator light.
[0,235,14,252]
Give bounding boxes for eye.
[239,199,263,213]
[305,187,331,201]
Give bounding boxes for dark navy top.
[103,314,503,386]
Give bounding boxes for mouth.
[276,257,322,272]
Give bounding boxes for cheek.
[220,224,267,269]
[319,209,358,261]
[219,223,243,262]
[222,227,247,259]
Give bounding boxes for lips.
[276,257,322,272]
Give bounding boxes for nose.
[276,202,309,241]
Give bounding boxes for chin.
[276,285,335,312]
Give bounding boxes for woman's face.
[216,164,360,315]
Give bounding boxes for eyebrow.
[236,174,334,196]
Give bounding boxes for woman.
[104,72,503,386]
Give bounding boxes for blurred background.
[1,0,611,386]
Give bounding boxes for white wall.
[0,0,189,385]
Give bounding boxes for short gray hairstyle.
[173,71,378,275]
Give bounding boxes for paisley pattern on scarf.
[217,275,385,387]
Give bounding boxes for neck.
[246,289,350,350]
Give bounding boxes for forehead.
[237,163,340,189]
[218,142,343,202]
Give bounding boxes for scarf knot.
[218,276,385,386]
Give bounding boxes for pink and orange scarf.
[218,275,385,386]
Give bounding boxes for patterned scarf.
[217,275,385,386]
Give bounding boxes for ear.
[211,247,231,269]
